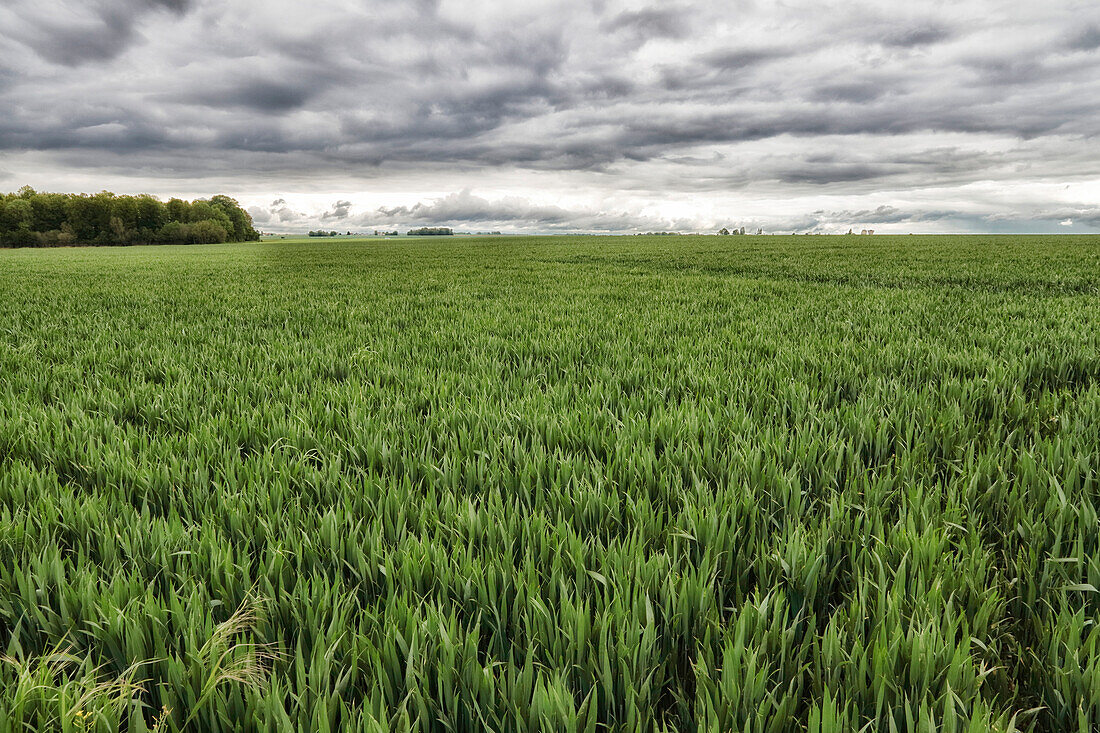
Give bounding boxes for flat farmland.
[1,235,1099,731]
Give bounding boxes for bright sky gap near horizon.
[1,1,1099,234]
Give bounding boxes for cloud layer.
[2,0,1099,232]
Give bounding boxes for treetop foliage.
[0,187,260,247]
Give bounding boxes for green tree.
[158,221,189,244]
[0,197,33,231]
[110,197,140,243]
[1,188,257,247]
[189,219,228,244]
[30,193,68,232]
[0,198,35,246]
[166,198,190,224]
[135,195,168,242]
[209,195,259,241]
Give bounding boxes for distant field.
[2,235,1099,731]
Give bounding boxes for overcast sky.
[2,0,1099,233]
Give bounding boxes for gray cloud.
[322,200,353,219]
[777,164,891,185]
[6,0,197,66]
[181,79,318,113]
[1069,25,1100,51]
[810,82,887,103]
[602,7,691,40]
[698,48,790,71]
[1,0,1098,232]
[882,25,952,48]
[1030,206,1100,228]
[149,0,193,12]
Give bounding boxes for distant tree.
[209,194,260,241]
[63,196,101,243]
[5,227,37,247]
[0,197,33,231]
[189,219,228,244]
[0,197,35,246]
[188,201,216,223]
[407,227,454,236]
[158,221,188,244]
[111,197,139,232]
[109,216,128,243]
[136,195,167,229]
[30,192,68,232]
[718,227,730,235]
[0,188,260,247]
[166,198,189,223]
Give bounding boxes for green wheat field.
[2,235,1099,731]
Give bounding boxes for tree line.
[0,187,260,247]
[407,227,453,236]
